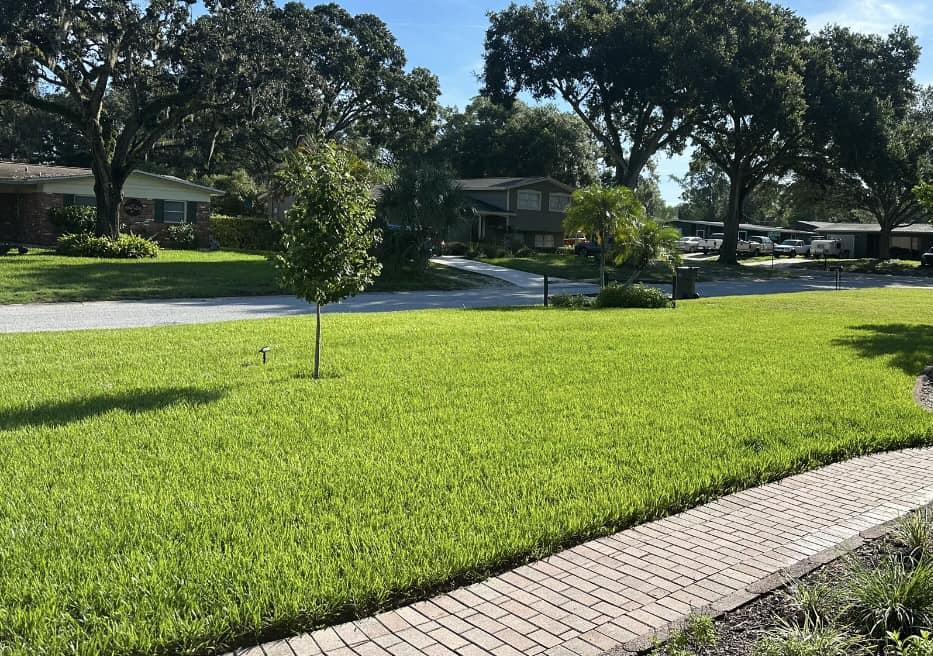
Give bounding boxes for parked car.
[676,236,706,253]
[773,239,810,257]
[574,240,602,257]
[699,233,725,253]
[809,239,846,258]
[921,247,933,267]
[736,236,774,256]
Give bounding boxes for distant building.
[668,219,814,241]
[792,221,933,259]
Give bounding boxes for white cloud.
[806,0,931,36]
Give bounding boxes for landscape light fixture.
[259,346,271,365]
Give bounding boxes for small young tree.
[273,142,382,379]
[563,184,645,289]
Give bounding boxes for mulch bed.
[916,367,933,412]
[689,538,891,655]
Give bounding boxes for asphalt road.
[1,272,930,334]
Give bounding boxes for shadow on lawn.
[0,387,224,431]
[833,324,933,375]
[12,258,279,301]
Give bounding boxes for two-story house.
[456,177,576,250]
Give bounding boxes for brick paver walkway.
[235,448,933,656]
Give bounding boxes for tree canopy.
[483,0,697,188]
[803,27,932,255]
[435,97,597,186]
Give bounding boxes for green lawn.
[0,250,495,304]
[1,290,932,655]
[479,253,797,283]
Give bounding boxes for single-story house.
[792,221,933,259]
[0,162,221,246]
[668,219,815,242]
[454,177,576,249]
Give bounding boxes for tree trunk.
[878,229,892,259]
[614,165,640,190]
[599,229,607,289]
[91,161,125,239]
[313,303,322,380]
[718,172,744,265]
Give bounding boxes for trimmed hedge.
[48,206,96,234]
[595,284,671,309]
[56,233,160,259]
[210,214,279,251]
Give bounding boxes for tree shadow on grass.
[832,324,933,375]
[0,387,224,431]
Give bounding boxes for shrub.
[56,233,159,259]
[786,582,840,627]
[161,223,197,249]
[48,206,96,234]
[595,283,671,309]
[515,246,536,258]
[754,621,869,656]
[209,214,279,251]
[893,511,933,563]
[550,293,593,309]
[442,241,468,256]
[888,631,933,656]
[843,557,933,639]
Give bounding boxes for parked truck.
[699,233,724,253]
[736,236,774,256]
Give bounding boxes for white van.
[810,239,845,257]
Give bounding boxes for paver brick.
[240,448,933,656]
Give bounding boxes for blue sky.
[340,0,933,204]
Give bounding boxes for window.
[534,233,555,248]
[75,195,97,207]
[548,193,571,213]
[517,190,541,211]
[695,228,705,238]
[162,200,186,224]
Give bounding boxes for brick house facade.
[0,163,219,246]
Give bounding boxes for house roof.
[672,219,812,235]
[468,197,514,215]
[455,177,575,192]
[796,220,933,235]
[0,162,223,194]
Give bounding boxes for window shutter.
[154,199,164,222]
[62,194,75,207]
[186,201,198,224]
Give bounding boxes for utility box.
[674,267,700,300]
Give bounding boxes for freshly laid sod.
[1,289,932,655]
[0,250,496,304]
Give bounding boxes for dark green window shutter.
[62,194,75,207]
[154,199,164,221]
[186,201,198,224]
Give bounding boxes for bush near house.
[160,223,197,249]
[209,214,280,251]
[55,233,159,258]
[47,206,96,235]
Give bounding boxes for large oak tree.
[0,0,260,237]
[804,27,932,257]
[686,0,808,264]
[483,0,698,188]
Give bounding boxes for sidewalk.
[234,447,933,656]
